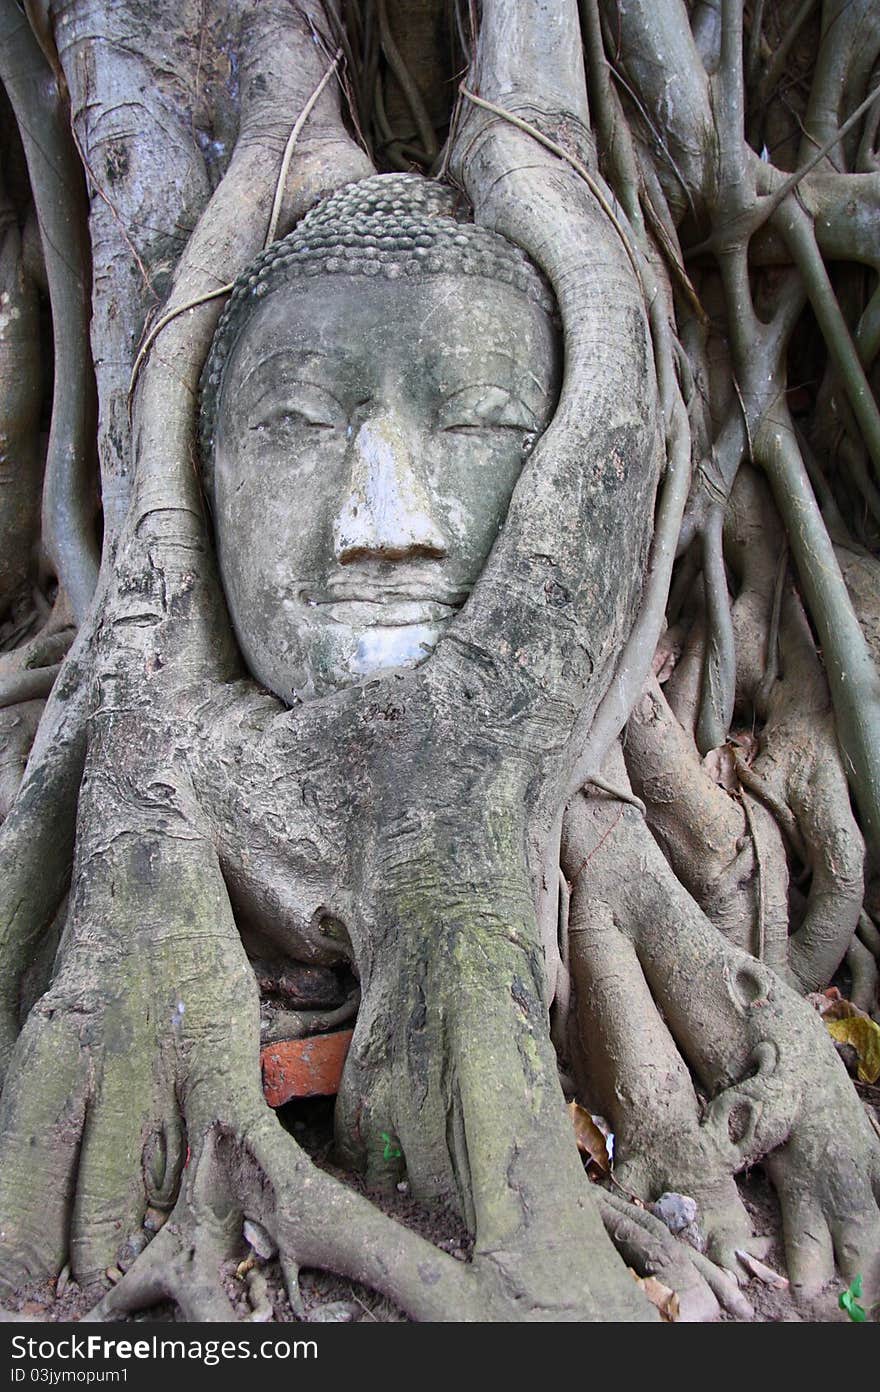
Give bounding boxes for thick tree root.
[625,672,789,966]
[0,709,654,1321]
[563,751,880,1305]
[0,166,41,620]
[82,1117,480,1323]
[726,467,866,992]
[630,468,868,995]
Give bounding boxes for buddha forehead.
[221,271,557,420]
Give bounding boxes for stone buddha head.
[200,174,560,703]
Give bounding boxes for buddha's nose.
[333,413,447,564]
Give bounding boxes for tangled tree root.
[562,751,880,1305]
[3,0,880,1327]
[594,1188,755,1322]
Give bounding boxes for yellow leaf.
[629,1269,680,1321]
[827,1015,880,1084]
[568,1100,611,1173]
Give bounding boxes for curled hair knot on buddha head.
[199,172,557,483]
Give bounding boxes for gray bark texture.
[0,0,879,1323]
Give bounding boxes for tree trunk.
[0,0,879,1324]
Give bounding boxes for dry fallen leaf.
[807,988,843,1018]
[568,1100,611,1173]
[652,632,682,683]
[629,1269,680,1321]
[728,731,759,764]
[703,734,760,793]
[702,744,738,793]
[827,1015,880,1084]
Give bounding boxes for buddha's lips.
[308,598,457,627]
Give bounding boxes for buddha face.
[212,271,559,702]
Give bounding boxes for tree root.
[0,634,89,1081]
[632,463,869,992]
[594,1187,755,1321]
[846,935,879,1020]
[0,696,655,1321]
[0,0,99,621]
[0,701,43,821]
[82,1117,477,1324]
[0,163,41,621]
[625,673,787,961]
[563,752,880,1303]
[4,0,880,1331]
[727,467,866,990]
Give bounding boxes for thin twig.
[459,85,648,299]
[265,48,344,249]
[129,284,233,400]
[129,47,344,401]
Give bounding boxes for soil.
[3,1077,877,1325]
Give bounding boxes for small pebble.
[105,1267,123,1285]
[243,1218,277,1260]
[650,1191,698,1234]
[143,1206,168,1234]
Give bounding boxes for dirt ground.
[3,1078,878,1325]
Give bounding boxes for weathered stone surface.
[202,175,559,702]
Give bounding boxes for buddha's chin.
[246,618,448,705]
[348,621,443,678]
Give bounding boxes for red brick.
[261,1029,354,1106]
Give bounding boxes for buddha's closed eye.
[249,386,343,433]
[437,384,538,433]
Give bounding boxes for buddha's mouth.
[307,597,458,628]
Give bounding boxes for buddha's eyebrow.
[237,347,332,395]
[429,349,550,400]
